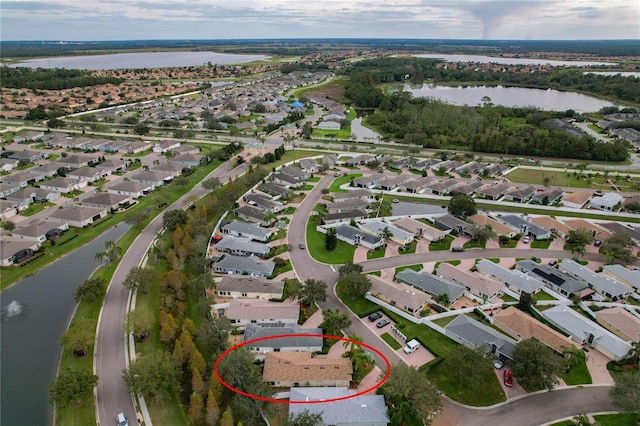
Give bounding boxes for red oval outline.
[214,333,391,404]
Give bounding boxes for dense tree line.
[1,67,122,90]
[345,57,640,104]
[358,89,628,161]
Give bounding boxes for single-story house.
[5,187,61,205]
[0,199,26,220]
[215,275,284,300]
[597,222,640,245]
[57,154,95,168]
[331,189,375,203]
[217,299,299,327]
[493,307,576,355]
[0,158,20,173]
[431,214,472,236]
[396,269,465,304]
[531,188,565,205]
[1,171,45,188]
[47,205,108,228]
[126,141,151,154]
[243,323,323,355]
[272,172,302,188]
[8,149,48,163]
[334,224,384,250]
[322,154,338,169]
[263,352,352,388]
[530,216,574,239]
[393,217,446,241]
[324,209,368,225]
[402,176,439,193]
[361,221,414,246]
[10,220,68,243]
[596,307,640,343]
[325,199,370,214]
[602,265,640,293]
[81,192,131,210]
[476,259,544,295]
[29,163,60,178]
[214,236,271,258]
[220,220,272,242]
[168,153,209,167]
[477,182,512,200]
[94,159,128,174]
[376,175,414,191]
[353,173,387,189]
[13,130,44,144]
[172,144,201,156]
[288,387,389,426]
[437,262,502,300]
[213,253,275,276]
[563,219,612,241]
[426,179,464,196]
[66,167,107,183]
[559,259,633,301]
[444,315,516,360]
[259,182,291,199]
[244,194,284,213]
[128,170,173,188]
[40,176,88,193]
[150,162,185,178]
[105,181,153,198]
[345,154,375,166]
[562,191,593,209]
[299,158,318,174]
[589,193,624,211]
[515,260,588,299]
[153,140,181,153]
[540,305,632,361]
[0,238,41,267]
[234,205,272,226]
[503,185,536,203]
[279,165,309,181]
[467,214,516,238]
[0,183,20,198]
[498,215,551,240]
[368,276,431,317]
[318,121,340,130]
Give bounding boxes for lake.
[350,117,383,142]
[585,71,640,78]
[10,51,271,70]
[402,84,620,113]
[0,224,130,426]
[413,54,617,67]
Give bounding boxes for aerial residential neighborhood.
[1,31,640,426]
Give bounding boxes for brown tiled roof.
[467,214,514,236]
[493,307,576,354]
[262,352,352,383]
[597,307,640,342]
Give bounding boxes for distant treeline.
[345,57,640,104]
[345,77,629,162]
[1,67,123,90]
[2,39,639,58]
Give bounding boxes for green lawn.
[394,264,423,277]
[328,173,362,193]
[463,239,486,249]
[307,176,321,182]
[432,316,458,327]
[433,260,461,271]
[531,239,553,249]
[380,332,402,350]
[429,235,454,251]
[398,239,418,255]
[367,245,386,260]
[562,358,593,385]
[500,294,518,303]
[593,413,640,426]
[534,291,558,301]
[306,216,356,264]
[368,271,381,277]
[507,168,640,192]
[336,280,379,317]
[282,206,297,215]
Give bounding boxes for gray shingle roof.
[396,269,465,301]
[516,260,587,294]
[445,315,516,358]
[243,323,322,348]
[335,224,383,246]
[477,259,544,294]
[559,259,633,299]
[289,387,389,424]
[221,220,272,240]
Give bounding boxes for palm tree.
[342,333,363,354]
[434,293,451,308]
[95,240,122,264]
[379,227,393,242]
[563,346,586,370]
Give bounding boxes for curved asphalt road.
[95,160,249,426]
[286,173,617,425]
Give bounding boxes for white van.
[117,412,129,426]
[403,339,420,354]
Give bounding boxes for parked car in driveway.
[368,311,382,322]
[403,339,420,354]
[523,236,530,243]
[376,319,390,328]
[503,369,513,387]
[494,360,504,369]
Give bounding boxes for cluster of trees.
[360,91,628,162]
[263,110,305,134]
[337,261,371,300]
[2,66,122,90]
[249,145,286,165]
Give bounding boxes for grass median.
[306,216,356,264]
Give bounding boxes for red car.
[503,369,513,387]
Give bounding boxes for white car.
[403,339,420,354]
[523,236,530,243]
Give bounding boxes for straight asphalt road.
[95,160,249,426]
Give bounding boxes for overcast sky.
[1,0,638,41]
